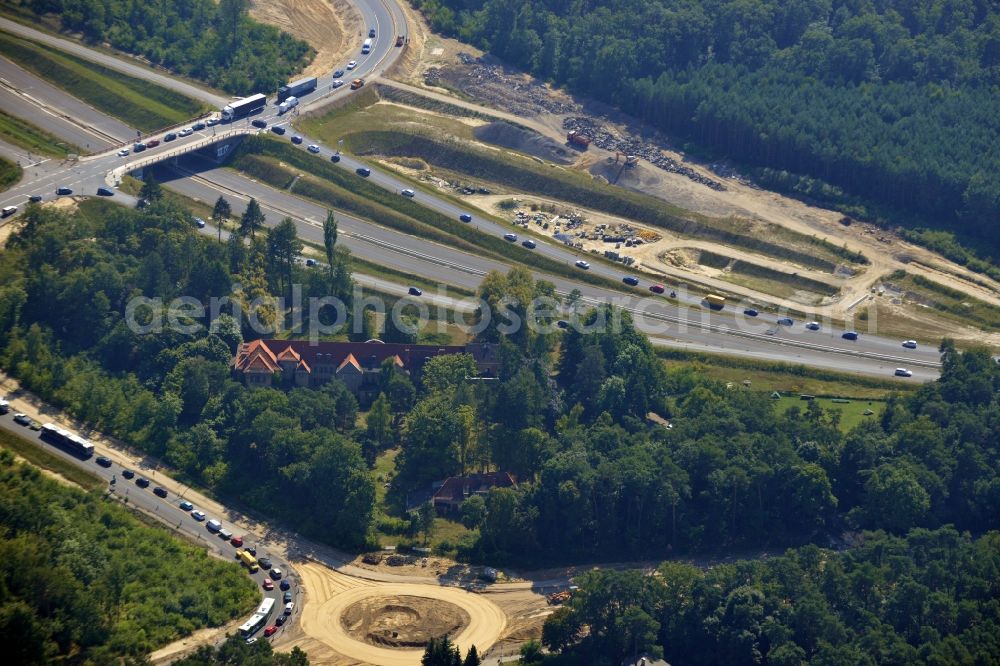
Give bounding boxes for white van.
[1,206,17,217]
[206,519,222,532]
[362,38,372,54]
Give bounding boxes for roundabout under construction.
[290,563,519,665]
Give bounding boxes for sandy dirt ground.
[149,623,243,664]
[369,18,1000,332]
[293,563,507,666]
[249,0,363,78]
[341,594,470,647]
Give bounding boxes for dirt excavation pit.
[341,595,471,649]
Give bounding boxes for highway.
[0,57,134,150]
[0,4,943,381]
[158,156,941,381]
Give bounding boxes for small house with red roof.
[429,472,517,514]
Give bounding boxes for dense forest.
[17,0,311,94]
[391,281,999,564]
[1,199,998,568]
[0,451,258,663]
[0,199,373,548]
[413,0,1000,255]
[540,527,1000,665]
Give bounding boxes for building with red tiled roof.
[430,472,517,514]
[231,339,498,402]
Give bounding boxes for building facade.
[231,339,499,402]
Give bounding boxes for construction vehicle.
[614,151,638,167]
[351,79,365,90]
[547,590,571,605]
[566,130,591,149]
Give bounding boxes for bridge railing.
[107,128,260,185]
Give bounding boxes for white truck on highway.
[362,38,373,54]
[278,96,299,114]
[222,93,266,122]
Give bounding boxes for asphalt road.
[0,401,300,643]
[155,156,941,381]
[0,4,943,381]
[0,56,135,148]
[0,17,230,109]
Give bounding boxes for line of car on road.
[116,119,216,157]
[74,434,299,638]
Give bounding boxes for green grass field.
[660,348,913,399]
[887,270,1000,332]
[0,426,103,491]
[0,30,207,132]
[371,447,474,554]
[373,447,400,505]
[0,155,21,191]
[0,108,82,157]
[774,395,885,432]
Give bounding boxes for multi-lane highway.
[0,5,943,380]
[157,155,942,380]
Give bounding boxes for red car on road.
[230,535,243,547]
[649,284,665,294]
[263,579,274,591]
[144,139,160,148]
[264,626,278,637]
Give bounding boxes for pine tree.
[139,173,162,202]
[462,645,481,666]
[239,198,265,239]
[212,196,231,243]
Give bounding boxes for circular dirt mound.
[340,594,471,649]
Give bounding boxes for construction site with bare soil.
[257,0,1000,349]
[276,563,549,666]
[341,595,470,648]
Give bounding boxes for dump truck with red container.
[566,130,591,149]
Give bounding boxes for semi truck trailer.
[278,76,317,102]
[222,93,266,121]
